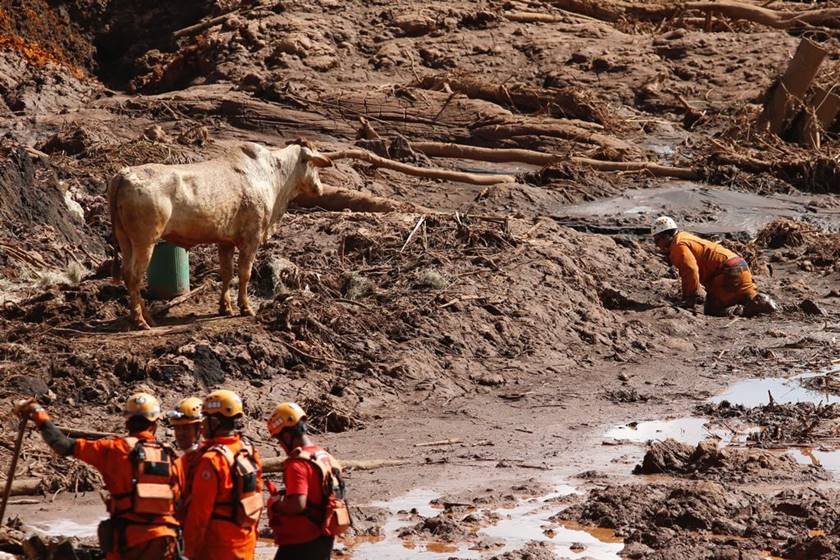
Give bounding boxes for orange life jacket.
[108,437,178,521]
[209,441,264,528]
[291,447,352,537]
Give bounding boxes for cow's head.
[286,138,331,197]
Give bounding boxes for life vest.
[209,440,264,528]
[108,437,178,520]
[288,447,352,537]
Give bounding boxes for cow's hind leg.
[126,242,156,330]
[236,240,258,317]
[218,243,235,316]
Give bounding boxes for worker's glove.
[14,400,50,427]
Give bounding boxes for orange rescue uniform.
[73,431,180,560]
[175,444,206,522]
[183,435,263,560]
[669,231,758,308]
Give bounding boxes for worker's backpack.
[292,447,352,537]
[110,438,178,517]
[209,441,264,528]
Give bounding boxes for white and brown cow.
[108,140,331,329]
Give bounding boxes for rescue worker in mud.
[183,389,264,560]
[267,402,350,560]
[15,393,182,559]
[652,216,778,317]
[167,397,204,522]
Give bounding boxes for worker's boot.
[742,293,778,317]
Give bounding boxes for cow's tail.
[107,170,128,284]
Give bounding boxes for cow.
[108,139,331,329]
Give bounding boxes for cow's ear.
[302,148,333,168]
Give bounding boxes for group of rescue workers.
[15,391,349,560]
[11,215,777,560]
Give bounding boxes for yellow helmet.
[203,390,243,418]
[168,397,203,425]
[267,402,306,436]
[123,392,162,421]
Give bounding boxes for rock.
[414,269,447,289]
[63,189,85,223]
[143,124,169,142]
[473,373,505,386]
[342,271,374,301]
[7,374,50,396]
[257,257,302,297]
[798,299,825,316]
[392,13,436,37]
[274,33,313,57]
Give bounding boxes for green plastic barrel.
[147,241,190,300]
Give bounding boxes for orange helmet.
[168,397,203,425]
[267,402,306,436]
[203,390,244,418]
[123,393,162,421]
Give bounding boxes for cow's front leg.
[236,242,258,317]
[127,242,155,330]
[218,243,235,316]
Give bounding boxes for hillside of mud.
[1,0,839,558]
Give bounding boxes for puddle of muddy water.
[604,416,758,446]
[28,518,103,539]
[556,182,840,236]
[711,375,840,408]
[350,486,622,559]
[789,448,840,477]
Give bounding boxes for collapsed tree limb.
[411,142,699,180]
[416,74,608,124]
[684,2,840,30]
[541,0,840,30]
[470,120,638,158]
[323,149,516,185]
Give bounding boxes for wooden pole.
[0,419,28,524]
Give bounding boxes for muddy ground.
[1,0,839,559]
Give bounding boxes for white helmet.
[651,216,678,237]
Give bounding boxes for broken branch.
[323,149,516,185]
[410,141,699,180]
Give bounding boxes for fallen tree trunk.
[757,38,827,136]
[470,120,638,158]
[292,185,418,213]
[316,87,511,140]
[262,457,409,473]
[323,149,516,185]
[8,478,42,497]
[411,141,699,179]
[416,74,608,124]
[684,2,840,30]
[543,0,840,29]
